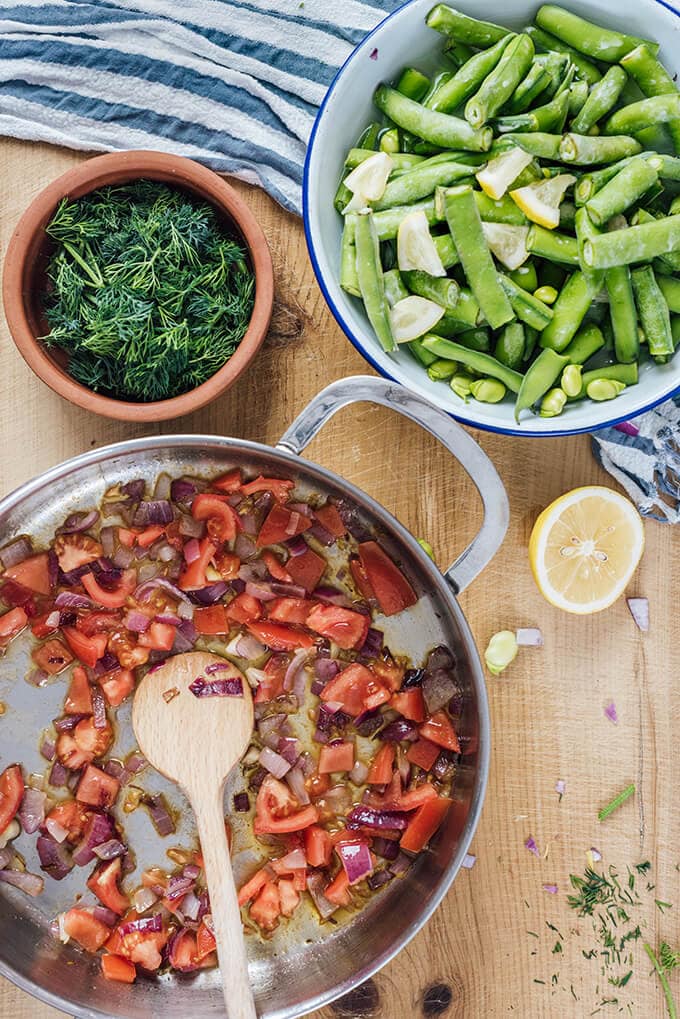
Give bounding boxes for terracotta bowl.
[2,150,274,421]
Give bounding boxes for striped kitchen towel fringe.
[0,0,400,214]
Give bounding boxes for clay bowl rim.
[2,150,274,422]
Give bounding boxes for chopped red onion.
[240,513,258,537]
[122,479,145,502]
[0,536,33,569]
[93,839,126,860]
[338,841,373,885]
[372,837,399,861]
[103,759,124,780]
[146,794,175,836]
[134,577,192,605]
[72,812,117,866]
[461,853,476,870]
[18,788,46,835]
[312,585,354,608]
[226,633,265,659]
[555,779,566,798]
[271,848,307,874]
[54,591,94,610]
[367,869,393,891]
[0,849,11,870]
[306,872,338,920]
[234,532,257,559]
[259,747,292,779]
[125,609,150,633]
[256,713,286,748]
[349,760,369,785]
[92,686,108,730]
[379,719,419,743]
[285,535,308,557]
[36,836,74,879]
[26,668,49,688]
[335,500,371,543]
[270,581,307,599]
[285,766,310,805]
[181,890,201,922]
[0,869,44,897]
[125,754,146,776]
[155,613,181,626]
[589,847,603,863]
[166,874,195,902]
[627,597,649,632]
[177,600,195,621]
[308,521,335,547]
[183,538,200,564]
[422,670,457,715]
[245,581,277,602]
[233,792,250,812]
[45,818,69,844]
[283,648,312,694]
[54,714,83,733]
[171,479,196,505]
[613,420,639,437]
[119,913,163,936]
[45,610,61,629]
[277,736,299,765]
[133,886,158,913]
[389,852,411,876]
[314,658,340,683]
[188,582,229,605]
[516,627,544,647]
[426,646,455,672]
[92,906,118,927]
[604,701,618,725]
[173,619,198,653]
[359,627,383,659]
[40,737,56,762]
[112,545,135,569]
[48,761,68,788]
[58,509,100,534]
[178,513,204,538]
[542,883,558,894]
[346,806,408,831]
[525,836,539,858]
[189,675,243,698]
[133,500,173,527]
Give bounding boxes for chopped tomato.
[98,668,134,707]
[108,630,149,669]
[406,738,441,772]
[400,796,452,854]
[54,533,102,573]
[101,954,136,983]
[65,666,93,715]
[168,929,199,972]
[76,610,120,636]
[262,550,292,582]
[226,592,262,624]
[304,825,333,868]
[76,764,120,809]
[117,528,137,548]
[357,541,417,616]
[318,741,354,774]
[0,606,28,644]
[254,776,320,835]
[62,626,108,668]
[56,732,92,770]
[324,870,352,907]
[136,525,166,549]
[241,476,294,502]
[306,772,330,799]
[391,688,425,722]
[213,469,242,493]
[286,547,326,593]
[394,784,438,811]
[247,620,315,651]
[73,717,113,759]
[305,604,369,651]
[3,553,51,595]
[349,557,376,602]
[192,494,241,543]
[178,538,217,591]
[249,880,281,931]
[366,744,395,785]
[33,637,73,675]
[267,597,315,625]
[82,569,135,610]
[237,867,270,907]
[257,504,312,548]
[0,764,24,835]
[278,877,300,918]
[319,663,391,716]
[214,551,240,580]
[138,621,176,651]
[254,653,287,703]
[193,605,229,634]
[30,611,58,639]
[314,503,346,539]
[45,800,90,844]
[87,858,129,915]
[420,711,461,753]
[372,658,405,693]
[62,908,111,953]
[195,918,217,961]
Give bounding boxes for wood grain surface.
[1,138,678,1019]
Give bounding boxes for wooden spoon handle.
[193,788,256,1019]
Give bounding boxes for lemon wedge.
[389,296,445,343]
[343,152,393,212]
[397,210,447,276]
[475,146,533,200]
[481,222,530,270]
[510,173,576,229]
[528,486,644,614]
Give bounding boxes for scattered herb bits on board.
[41,180,255,402]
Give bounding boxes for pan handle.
[276,376,508,593]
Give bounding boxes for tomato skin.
[253,654,287,703]
[54,534,102,573]
[87,858,129,915]
[257,504,313,547]
[349,557,376,602]
[319,663,391,716]
[101,954,136,983]
[324,870,352,907]
[254,776,320,834]
[136,525,165,549]
[193,605,229,634]
[62,626,108,667]
[65,666,94,715]
[82,570,135,610]
[247,621,315,651]
[249,880,281,931]
[76,610,120,636]
[400,796,452,854]
[178,538,217,591]
[30,612,58,639]
[213,469,242,493]
[0,606,28,644]
[192,494,240,542]
[117,528,137,549]
[98,668,134,707]
[318,741,355,774]
[138,621,175,651]
[108,631,150,669]
[214,552,240,580]
[267,597,315,625]
[357,541,417,616]
[195,918,217,961]
[391,688,425,722]
[73,717,113,759]
[278,877,300,917]
[241,476,294,502]
[406,738,441,772]
[168,929,199,973]
[237,867,269,907]
[3,553,51,595]
[33,638,73,675]
[262,550,292,582]
[76,764,120,809]
[305,604,369,651]
[285,547,326,593]
[226,593,262,624]
[371,659,405,693]
[63,908,111,953]
[366,744,395,785]
[419,711,461,753]
[304,825,333,868]
[0,765,24,835]
[45,800,90,844]
[314,504,346,539]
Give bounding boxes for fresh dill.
[644,941,679,1019]
[41,180,255,402]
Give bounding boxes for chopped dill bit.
[546,920,563,937]
[534,978,545,985]
[553,941,563,954]
[571,985,579,1000]
[598,783,635,822]
[609,971,633,988]
[584,949,598,959]
[527,930,539,938]
[591,997,619,1014]
[656,900,673,913]
[635,861,652,875]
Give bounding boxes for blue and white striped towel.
[2,0,680,519]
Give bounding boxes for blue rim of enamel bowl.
[302,0,680,437]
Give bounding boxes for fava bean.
[539,387,567,416]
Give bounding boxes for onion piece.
[245,581,277,602]
[627,597,649,632]
[226,633,266,659]
[233,792,250,812]
[48,761,68,788]
[337,841,373,885]
[349,760,369,785]
[36,836,74,879]
[93,906,118,928]
[45,818,69,844]
[0,869,44,897]
[525,836,539,857]
[119,913,163,937]
[285,766,310,805]
[189,676,243,698]
[367,869,393,890]
[125,609,150,633]
[283,648,312,695]
[271,848,306,874]
[604,701,618,725]
[188,582,229,605]
[0,536,33,569]
[306,872,338,920]
[134,577,192,605]
[133,886,158,913]
[59,509,100,534]
[379,718,419,742]
[422,669,456,715]
[145,794,175,836]
[346,806,408,831]
[54,591,95,610]
[516,627,544,647]
[18,788,46,835]
[461,853,476,869]
[40,737,56,762]
[542,883,558,894]
[259,747,292,779]
[372,837,399,861]
[93,839,127,860]
[133,500,173,527]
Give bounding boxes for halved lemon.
[343,151,393,212]
[475,146,533,200]
[397,210,446,276]
[481,222,530,270]
[528,486,645,614]
[510,173,576,229]
[389,296,445,343]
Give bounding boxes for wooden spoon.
[132,651,256,1019]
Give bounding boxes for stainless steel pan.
[0,376,508,1019]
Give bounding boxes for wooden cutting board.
[1,138,678,1019]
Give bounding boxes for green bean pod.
[340,213,360,297]
[407,338,439,367]
[507,62,552,113]
[465,34,535,129]
[354,212,395,352]
[531,89,571,133]
[604,94,680,136]
[606,266,639,364]
[455,327,492,352]
[495,321,526,369]
[562,323,606,364]
[402,270,460,312]
[396,67,432,102]
[523,25,602,85]
[646,154,680,181]
[474,191,529,225]
[583,215,680,268]
[534,5,658,62]
[436,289,483,329]
[526,225,579,266]
[621,44,680,154]
[514,347,570,421]
[444,40,476,70]
[433,233,459,269]
[570,67,628,135]
[444,185,514,329]
[382,268,409,307]
[657,275,680,314]
[539,271,592,351]
[421,335,523,391]
[425,35,514,113]
[374,86,493,152]
[509,261,539,292]
[345,149,424,171]
[559,133,642,165]
[574,156,639,206]
[535,51,571,100]
[496,132,564,160]
[631,265,675,362]
[425,5,509,48]
[499,273,554,330]
[584,157,659,227]
[373,200,442,242]
[374,161,473,210]
[574,207,605,296]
